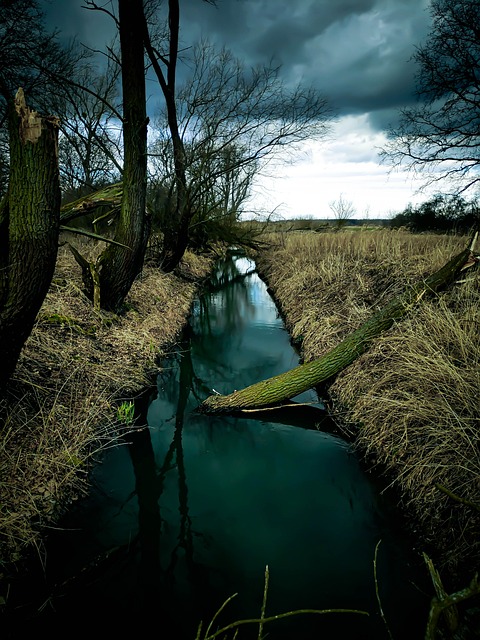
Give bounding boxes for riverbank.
[1,228,478,636]
[252,229,480,634]
[0,236,218,582]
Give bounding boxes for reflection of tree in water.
[195,254,256,330]
[120,255,338,638]
[206,251,256,293]
[156,326,212,405]
[191,254,259,384]
[127,331,214,633]
[127,319,337,635]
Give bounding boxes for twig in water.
[258,565,269,640]
[374,539,394,640]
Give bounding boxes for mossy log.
[198,241,477,415]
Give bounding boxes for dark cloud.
[41,0,433,131]
[182,0,433,128]
[42,0,117,48]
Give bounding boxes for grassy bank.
[0,236,217,575]
[252,229,479,595]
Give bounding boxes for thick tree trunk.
[158,54,190,274]
[97,0,149,312]
[0,89,60,390]
[160,202,190,273]
[198,243,476,414]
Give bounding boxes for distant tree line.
[390,195,479,233]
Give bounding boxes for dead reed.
[254,228,479,589]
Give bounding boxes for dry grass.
[0,235,216,568]
[255,229,467,360]
[331,276,480,579]
[254,229,479,589]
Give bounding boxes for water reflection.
[191,254,317,401]
[3,253,430,640]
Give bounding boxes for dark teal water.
[4,253,430,639]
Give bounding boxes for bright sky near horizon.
[245,117,435,220]
[42,0,439,220]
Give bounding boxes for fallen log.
[197,235,478,415]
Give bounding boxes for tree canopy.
[382,0,480,195]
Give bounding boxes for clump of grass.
[254,229,466,361]
[116,400,135,426]
[0,369,122,563]
[331,275,480,578]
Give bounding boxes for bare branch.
[382,0,480,195]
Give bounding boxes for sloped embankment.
[252,230,479,595]
[0,238,216,571]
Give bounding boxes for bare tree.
[0,0,83,390]
[0,0,76,120]
[55,58,123,199]
[382,0,480,194]
[329,194,356,228]
[0,0,84,194]
[149,132,258,249]
[0,90,61,392]
[141,1,217,272]
[95,0,149,312]
[149,39,333,256]
[80,0,150,312]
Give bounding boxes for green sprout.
[116,401,135,426]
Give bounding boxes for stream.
[5,251,430,639]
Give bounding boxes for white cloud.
[245,114,435,219]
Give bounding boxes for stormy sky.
[41,0,436,219]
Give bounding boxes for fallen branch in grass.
[435,483,480,515]
[59,182,123,224]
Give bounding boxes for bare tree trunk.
[97,0,149,312]
[0,89,60,391]
[142,0,190,274]
[198,242,477,414]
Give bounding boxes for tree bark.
[0,89,60,391]
[142,0,190,274]
[96,0,149,312]
[198,242,476,414]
